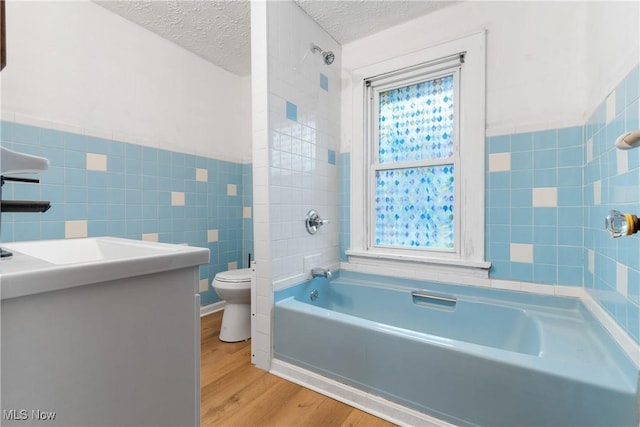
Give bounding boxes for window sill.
[344,249,491,282]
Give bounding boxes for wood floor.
[200,311,396,427]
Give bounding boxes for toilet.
[212,268,252,342]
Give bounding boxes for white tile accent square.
[616,149,628,175]
[586,138,593,163]
[227,184,237,196]
[593,180,601,205]
[196,168,208,182]
[199,278,209,293]
[86,153,107,171]
[588,249,595,274]
[171,191,185,206]
[489,152,511,172]
[243,206,252,219]
[616,262,628,297]
[207,229,219,242]
[228,261,238,270]
[65,220,88,239]
[142,233,159,242]
[606,90,616,124]
[510,243,533,263]
[532,187,557,207]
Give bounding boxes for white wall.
[341,1,589,152]
[1,1,251,163]
[586,1,640,115]
[250,0,341,369]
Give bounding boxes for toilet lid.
[215,268,252,283]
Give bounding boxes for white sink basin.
[0,237,210,300]
[4,237,183,265]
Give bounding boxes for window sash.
[366,68,461,253]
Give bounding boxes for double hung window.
[347,33,488,274]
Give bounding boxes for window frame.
[368,67,461,254]
[346,32,490,276]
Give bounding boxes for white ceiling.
[96,1,457,76]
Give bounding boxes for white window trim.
[346,31,490,278]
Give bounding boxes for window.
[347,32,489,276]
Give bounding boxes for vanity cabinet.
[1,238,207,427]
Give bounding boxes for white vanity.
[1,237,209,427]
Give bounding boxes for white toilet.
[212,268,252,342]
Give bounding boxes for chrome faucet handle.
[311,267,332,279]
[305,209,329,234]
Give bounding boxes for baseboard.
[270,359,455,427]
[200,301,225,317]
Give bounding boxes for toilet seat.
[214,268,252,283]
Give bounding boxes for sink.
[0,237,210,300]
[4,237,182,265]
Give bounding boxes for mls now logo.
[3,409,57,421]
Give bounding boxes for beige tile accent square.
[227,184,237,196]
[196,168,208,182]
[489,152,511,172]
[593,181,601,205]
[586,138,593,163]
[171,191,185,206]
[532,187,557,207]
[510,243,533,263]
[142,233,159,242]
[616,149,628,174]
[65,220,88,239]
[228,261,238,270]
[86,153,107,171]
[588,249,595,274]
[616,262,628,297]
[199,278,209,293]
[243,206,252,219]
[207,229,219,242]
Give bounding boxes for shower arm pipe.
[615,129,640,150]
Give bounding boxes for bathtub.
[274,271,639,427]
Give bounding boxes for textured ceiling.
[95,1,457,77]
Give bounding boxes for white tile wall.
[250,0,342,368]
[266,0,341,286]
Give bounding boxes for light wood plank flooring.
[201,311,396,427]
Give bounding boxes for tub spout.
[311,267,332,279]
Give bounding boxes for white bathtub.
[274,271,639,426]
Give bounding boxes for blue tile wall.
[584,65,640,343]
[486,126,584,286]
[0,122,253,307]
[338,65,640,344]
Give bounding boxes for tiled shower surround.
[0,121,253,306]
[340,65,640,343]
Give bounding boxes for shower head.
[311,43,335,66]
